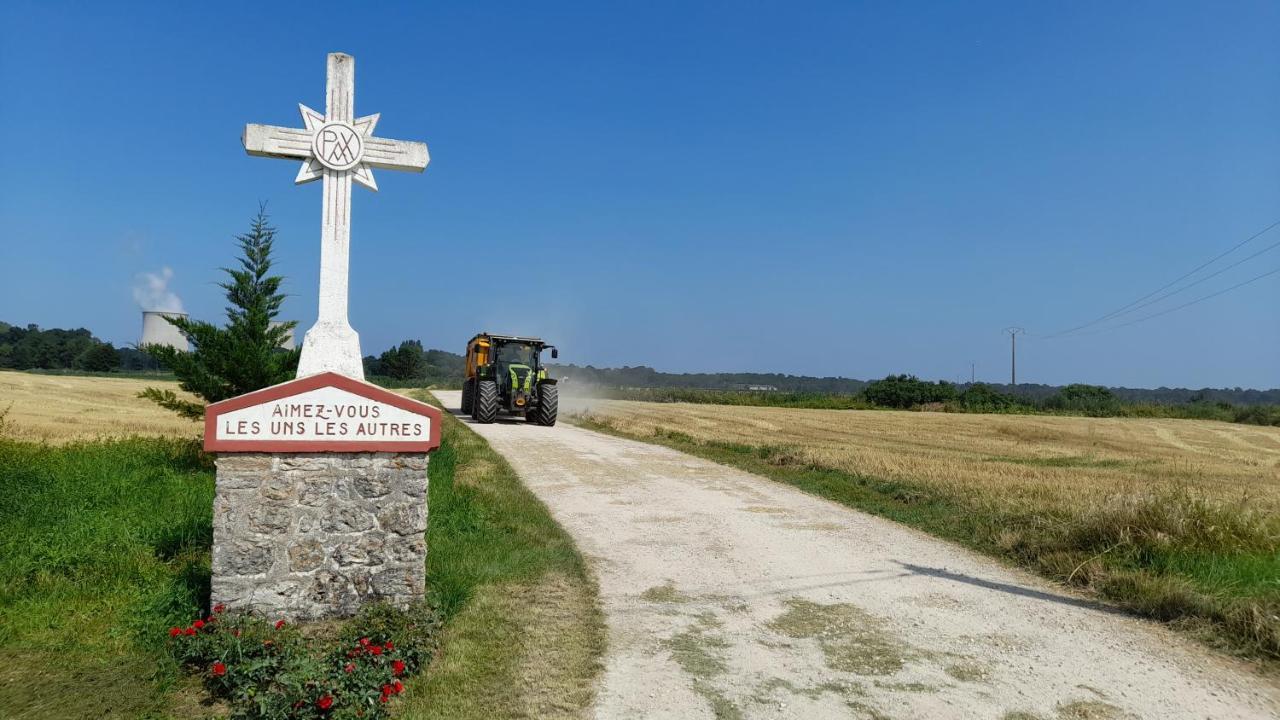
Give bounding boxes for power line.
[1054,264,1280,337]
[1051,234,1280,336]
[1042,217,1280,338]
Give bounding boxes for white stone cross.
[242,52,429,380]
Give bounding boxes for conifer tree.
[141,206,300,419]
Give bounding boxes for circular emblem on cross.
[311,122,365,171]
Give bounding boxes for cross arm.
[362,136,430,173]
[243,124,314,160]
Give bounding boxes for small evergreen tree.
[141,206,300,419]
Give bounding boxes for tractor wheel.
[460,379,475,414]
[532,383,558,426]
[473,380,499,424]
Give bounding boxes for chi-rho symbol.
[242,52,429,380]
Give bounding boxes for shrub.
[953,383,1025,412]
[167,602,441,719]
[1232,404,1280,427]
[1043,384,1121,416]
[862,374,957,409]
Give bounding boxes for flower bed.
[168,602,441,719]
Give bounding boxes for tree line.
[0,322,154,373]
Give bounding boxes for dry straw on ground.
[568,399,1280,514]
[0,371,201,442]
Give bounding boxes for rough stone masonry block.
[211,452,428,620]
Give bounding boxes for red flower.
[233,629,241,637]
[193,619,205,630]
[384,641,394,651]
[211,662,226,677]
[392,680,404,695]
[213,603,226,614]
[381,685,392,699]
[370,645,383,656]
[184,627,196,636]
[316,695,334,711]
[344,663,355,674]
[275,620,286,630]
[359,637,371,647]
[392,660,405,676]
[168,627,182,638]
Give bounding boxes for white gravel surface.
[435,391,1279,720]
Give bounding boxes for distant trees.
[861,374,957,409]
[548,364,869,394]
[140,207,300,419]
[363,343,465,386]
[377,340,428,380]
[0,323,119,372]
[1043,384,1120,415]
[76,342,121,372]
[955,383,1023,412]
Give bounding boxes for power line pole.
[1003,327,1025,386]
[970,362,975,384]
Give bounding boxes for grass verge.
[400,391,605,719]
[570,413,1280,665]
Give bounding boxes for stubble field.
[568,397,1280,660]
[0,371,200,441]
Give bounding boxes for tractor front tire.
[460,379,475,414]
[532,383,558,426]
[473,380,499,424]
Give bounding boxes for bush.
[1044,384,1121,416]
[167,602,441,719]
[1232,404,1280,427]
[953,383,1026,412]
[862,374,957,409]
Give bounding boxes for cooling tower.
[140,311,189,351]
[272,321,297,350]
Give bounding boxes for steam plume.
[133,267,185,313]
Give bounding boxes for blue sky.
[1,1,1277,389]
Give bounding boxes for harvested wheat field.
[570,398,1280,513]
[0,370,200,442]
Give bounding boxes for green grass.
[574,414,1280,665]
[0,436,214,719]
[0,402,603,718]
[404,393,604,719]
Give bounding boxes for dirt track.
[434,391,1279,720]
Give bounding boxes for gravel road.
[434,391,1278,720]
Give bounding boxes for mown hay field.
[0,371,200,442]
[568,397,1280,660]
[568,398,1280,513]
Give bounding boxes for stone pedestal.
[211,452,428,620]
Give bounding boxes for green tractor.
[461,333,559,425]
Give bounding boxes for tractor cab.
[463,333,559,425]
